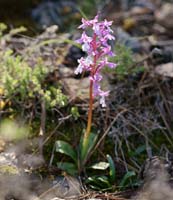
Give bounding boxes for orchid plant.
[56,15,116,177]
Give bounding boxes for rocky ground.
[0,0,173,199]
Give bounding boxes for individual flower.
[78,15,99,29]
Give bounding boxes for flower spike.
[76,15,116,107]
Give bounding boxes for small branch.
[87,109,128,161]
[39,99,46,155]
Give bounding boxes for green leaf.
[106,154,116,183]
[57,162,78,176]
[86,175,111,190]
[97,176,111,187]
[89,161,109,170]
[119,171,136,188]
[87,132,98,152]
[133,145,146,156]
[80,132,98,164]
[55,140,77,163]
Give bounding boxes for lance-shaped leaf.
[56,140,77,163]
[80,132,98,165]
[57,162,78,176]
[119,171,136,188]
[106,154,116,183]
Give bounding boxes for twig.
[87,109,128,162]
[39,99,46,155]
[32,120,64,155]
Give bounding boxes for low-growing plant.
[0,24,70,159]
[106,43,145,80]
[0,49,67,109]
[119,171,139,189]
[0,23,67,108]
[85,154,116,191]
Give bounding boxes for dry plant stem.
[39,99,46,155]
[87,109,128,160]
[33,121,63,155]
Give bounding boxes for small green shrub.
[0,23,69,112]
[0,50,67,108]
[107,43,145,79]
